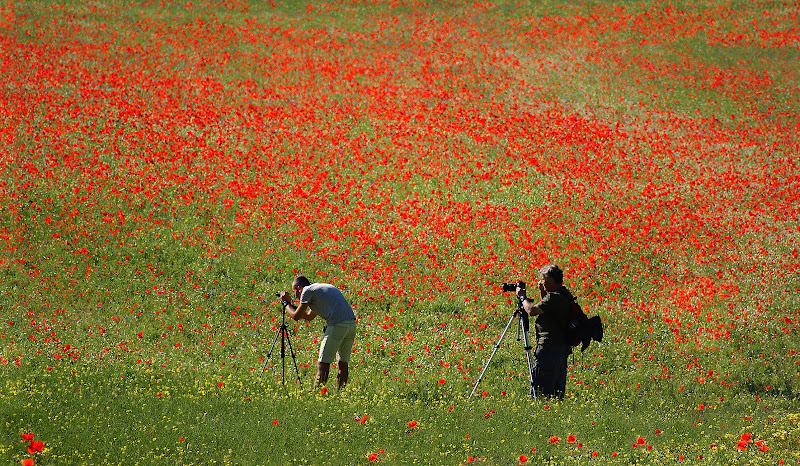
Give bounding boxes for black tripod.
[468,296,536,399]
[260,297,303,386]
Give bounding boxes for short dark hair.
[292,276,311,289]
[539,264,563,284]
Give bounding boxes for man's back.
[300,283,355,326]
[534,286,572,345]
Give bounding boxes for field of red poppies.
[2,0,799,464]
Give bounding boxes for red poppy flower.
[27,440,44,454]
[736,440,748,450]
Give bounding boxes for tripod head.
[516,295,530,333]
[501,282,530,333]
[274,292,291,321]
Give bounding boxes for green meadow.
[1,0,799,464]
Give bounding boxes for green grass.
[5,361,797,464]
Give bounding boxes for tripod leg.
[260,326,283,375]
[282,328,303,386]
[468,311,518,399]
[280,326,287,384]
[520,318,537,399]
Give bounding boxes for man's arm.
[517,284,544,316]
[522,298,543,316]
[283,300,317,321]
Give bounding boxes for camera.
[501,281,525,292]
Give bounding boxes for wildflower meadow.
[1,0,799,464]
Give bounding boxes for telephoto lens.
[501,281,525,292]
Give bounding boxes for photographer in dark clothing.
[517,264,573,399]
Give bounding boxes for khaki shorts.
[318,319,357,364]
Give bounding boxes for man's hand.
[279,291,291,302]
[516,284,527,301]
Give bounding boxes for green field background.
[1,0,799,464]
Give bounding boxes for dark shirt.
[534,286,572,345]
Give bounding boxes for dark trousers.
[533,344,569,399]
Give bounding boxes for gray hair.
[539,264,563,284]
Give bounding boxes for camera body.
[502,281,526,293]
